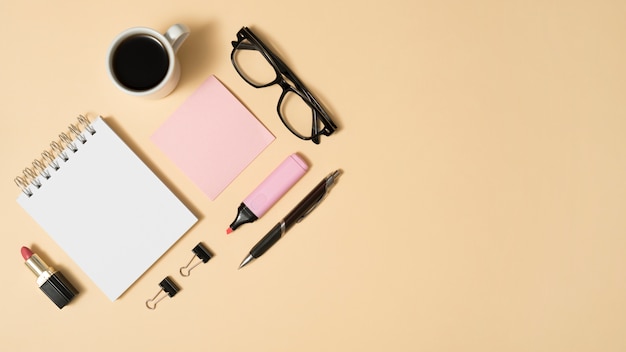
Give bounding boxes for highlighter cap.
[244,153,308,217]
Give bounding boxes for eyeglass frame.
[230,26,337,144]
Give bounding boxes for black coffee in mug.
[112,35,169,91]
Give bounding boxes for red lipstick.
[21,246,78,309]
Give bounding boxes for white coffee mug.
[106,24,190,98]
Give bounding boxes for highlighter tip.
[226,227,233,235]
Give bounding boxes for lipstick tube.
[22,246,78,309]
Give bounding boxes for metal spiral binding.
[14,114,97,197]
[50,141,68,162]
[22,168,42,189]
[68,123,87,144]
[14,176,33,197]
[59,132,78,152]
[78,114,96,135]
[32,159,50,180]
[42,150,59,170]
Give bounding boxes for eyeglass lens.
[279,90,318,138]
[231,45,276,87]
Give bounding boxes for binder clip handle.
[145,277,180,310]
[179,243,213,277]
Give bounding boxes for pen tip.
[226,227,233,235]
[238,254,254,269]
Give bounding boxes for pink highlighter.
[227,153,309,234]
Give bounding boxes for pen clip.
[297,193,325,223]
[296,170,340,223]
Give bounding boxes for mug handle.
[164,24,190,53]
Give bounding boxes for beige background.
[1,0,625,351]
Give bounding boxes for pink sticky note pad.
[152,75,274,200]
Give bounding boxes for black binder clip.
[145,277,180,310]
[179,243,213,277]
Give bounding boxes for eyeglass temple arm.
[231,41,257,50]
[302,88,336,134]
[311,110,321,144]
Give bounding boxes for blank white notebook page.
[17,116,197,301]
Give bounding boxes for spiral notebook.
[15,115,197,301]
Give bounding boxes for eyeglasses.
[231,27,337,144]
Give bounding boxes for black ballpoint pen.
[238,169,341,269]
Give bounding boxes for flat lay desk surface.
[1,1,625,351]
